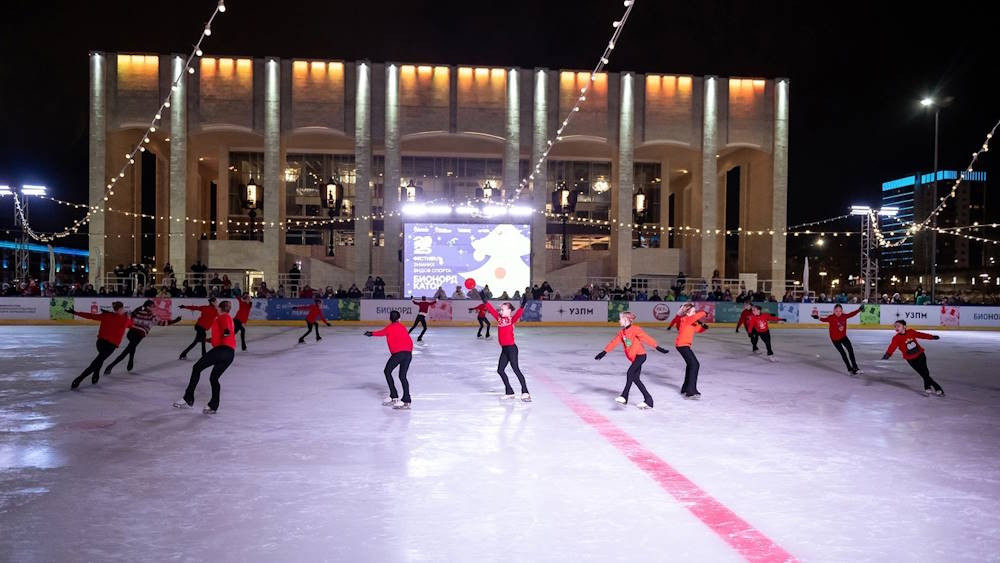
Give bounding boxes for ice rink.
[1,323,998,562]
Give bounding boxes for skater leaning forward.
[882,320,945,396]
[595,311,670,409]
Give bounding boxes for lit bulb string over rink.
[9,0,228,244]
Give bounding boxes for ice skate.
[636,402,651,409]
[520,393,532,402]
[614,396,627,405]
[392,402,411,410]
[173,400,192,409]
[501,393,516,401]
[202,406,217,414]
[854,368,864,375]
[767,355,776,362]
[924,387,934,396]
[382,397,400,407]
[934,389,945,397]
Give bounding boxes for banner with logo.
[777,302,799,323]
[541,301,609,322]
[797,304,871,325]
[360,299,420,322]
[879,305,958,326]
[960,307,1000,327]
[265,299,346,321]
[623,301,676,323]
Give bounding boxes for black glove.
[172,316,182,323]
[882,354,890,360]
[932,335,940,340]
[698,322,710,330]
[665,325,673,331]
[364,331,373,337]
[65,307,75,314]
[594,351,606,360]
[325,321,331,327]
[655,346,670,354]
[810,314,819,320]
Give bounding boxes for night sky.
[1,0,997,246]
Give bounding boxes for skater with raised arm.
[178,297,218,359]
[470,302,491,339]
[173,300,237,414]
[104,300,181,374]
[750,304,782,361]
[812,303,862,375]
[674,303,708,399]
[365,310,414,409]
[409,296,436,341]
[482,290,531,401]
[295,297,330,343]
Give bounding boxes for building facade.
[87,53,789,294]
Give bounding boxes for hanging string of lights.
[787,214,851,230]
[10,0,227,243]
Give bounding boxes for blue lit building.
[880,170,989,272]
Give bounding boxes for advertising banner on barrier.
[622,301,676,323]
[72,297,172,320]
[452,300,505,322]
[361,300,419,322]
[0,297,51,320]
[265,299,346,321]
[541,301,609,323]
[777,302,799,323]
[960,307,1000,327]
[880,305,960,326]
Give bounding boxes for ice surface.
[1,324,999,562]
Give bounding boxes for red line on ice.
[538,373,797,563]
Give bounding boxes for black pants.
[832,336,859,371]
[181,325,207,358]
[906,354,944,392]
[234,319,247,350]
[676,345,700,396]
[183,346,235,410]
[498,344,528,395]
[409,315,427,339]
[106,329,145,372]
[621,354,653,406]
[384,351,412,403]
[748,330,759,351]
[758,331,774,356]
[300,322,321,342]
[477,317,491,337]
[73,339,117,387]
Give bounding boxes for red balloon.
[464,278,477,290]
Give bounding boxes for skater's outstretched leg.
[408,317,420,334]
[504,345,528,394]
[627,355,652,406]
[182,353,212,406]
[299,322,314,343]
[833,338,855,372]
[180,326,205,358]
[383,355,401,399]
[842,337,859,371]
[73,340,116,388]
[907,354,944,393]
[497,349,515,395]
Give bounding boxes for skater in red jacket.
[66,301,133,389]
[735,301,759,353]
[409,296,436,341]
[365,310,414,409]
[482,290,531,401]
[882,320,945,396]
[812,304,862,375]
[295,297,330,343]
[595,311,670,408]
[674,303,708,398]
[233,294,252,351]
[174,301,237,414]
[179,297,218,359]
[751,304,782,360]
[469,302,491,338]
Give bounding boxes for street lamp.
[1,184,47,283]
[920,95,954,303]
[551,180,578,261]
[243,175,260,241]
[633,187,647,248]
[322,175,344,256]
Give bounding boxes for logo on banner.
[903,311,927,320]
[377,305,413,315]
[558,306,594,317]
[652,303,672,321]
[974,312,1000,321]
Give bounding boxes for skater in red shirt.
[469,302,491,338]
[812,304,862,375]
[595,311,670,408]
[882,320,945,396]
[66,301,133,389]
[482,290,531,401]
[104,300,182,374]
[295,297,330,343]
[233,294,252,351]
[674,303,708,398]
[735,301,759,353]
[751,304,782,361]
[409,296,436,341]
[179,297,218,359]
[174,301,237,414]
[365,310,414,409]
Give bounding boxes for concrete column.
[613,73,635,283]
[263,58,282,285]
[503,69,520,199]
[354,62,373,284]
[770,79,790,293]
[169,56,188,272]
[216,146,229,240]
[530,69,549,285]
[382,63,402,290]
[699,76,720,280]
[88,53,107,285]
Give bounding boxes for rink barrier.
[2,298,1000,329]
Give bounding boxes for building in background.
[87,53,790,295]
